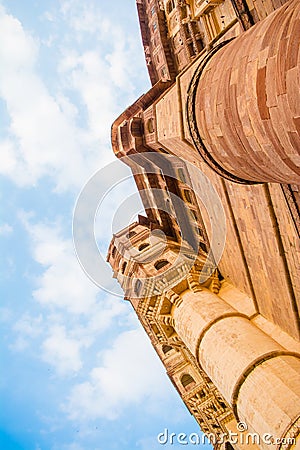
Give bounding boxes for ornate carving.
[187,273,203,293]
[210,272,221,294]
[141,260,191,298]
[165,290,183,307]
[186,387,234,436]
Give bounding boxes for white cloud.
[0,256,15,279]
[59,50,118,141]
[13,313,43,337]
[0,307,13,322]
[20,215,100,315]
[18,213,130,356]
[0,3,145,192]
[0,6,37,67]
[0,222,13,235]
[9,336,28,352]
[10,314,43,352]
[42,324,85,375]
[64,328,171,420]
[0,140,17,175]
[0,8,101,191]
[60,0,111,37]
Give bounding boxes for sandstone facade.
[107,1,300,448]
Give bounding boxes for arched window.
[154,260,169,270]
[196,227,204,237]
[121,262,127,274]
[161,66,167,78]
[134,279,142,295]
[189,209,197,221]
[183,189,192,203]
[199,389,206,398]
[180,373,196,389]
[162,344,173,354]
[200,242,207,252]
[139,243,150,251]
[147,118,155,133]
[111,246,116,257]
[218,399,226,409]
[127,230,136,239]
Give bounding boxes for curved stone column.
[237,355,300,449]
[173,288,300,448]
[189,0,300,184]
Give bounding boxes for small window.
[153,21,157,31]
[200,242,207,252]
[189,209,197,221]
[218,400,227,409]
[135,279,142,295]
[151,6,155,15]
[111,246,116,257]
[177,168,186,183]
[127,230,136,239]
[147,118,155,133]
[181,373,196,389]
[162,345,173,354]
[154,260,169,270]
[183,189,192,203]
[161,66,167,78]
[199,389,206,398]
[121,262,127,274]
[139,243,150,251]
[196,227,204,237]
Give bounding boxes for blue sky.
[0,1,211,449]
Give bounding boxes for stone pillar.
[173,288,300,448]
[189,0,300,185]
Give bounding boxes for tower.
[107,0,300,448]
